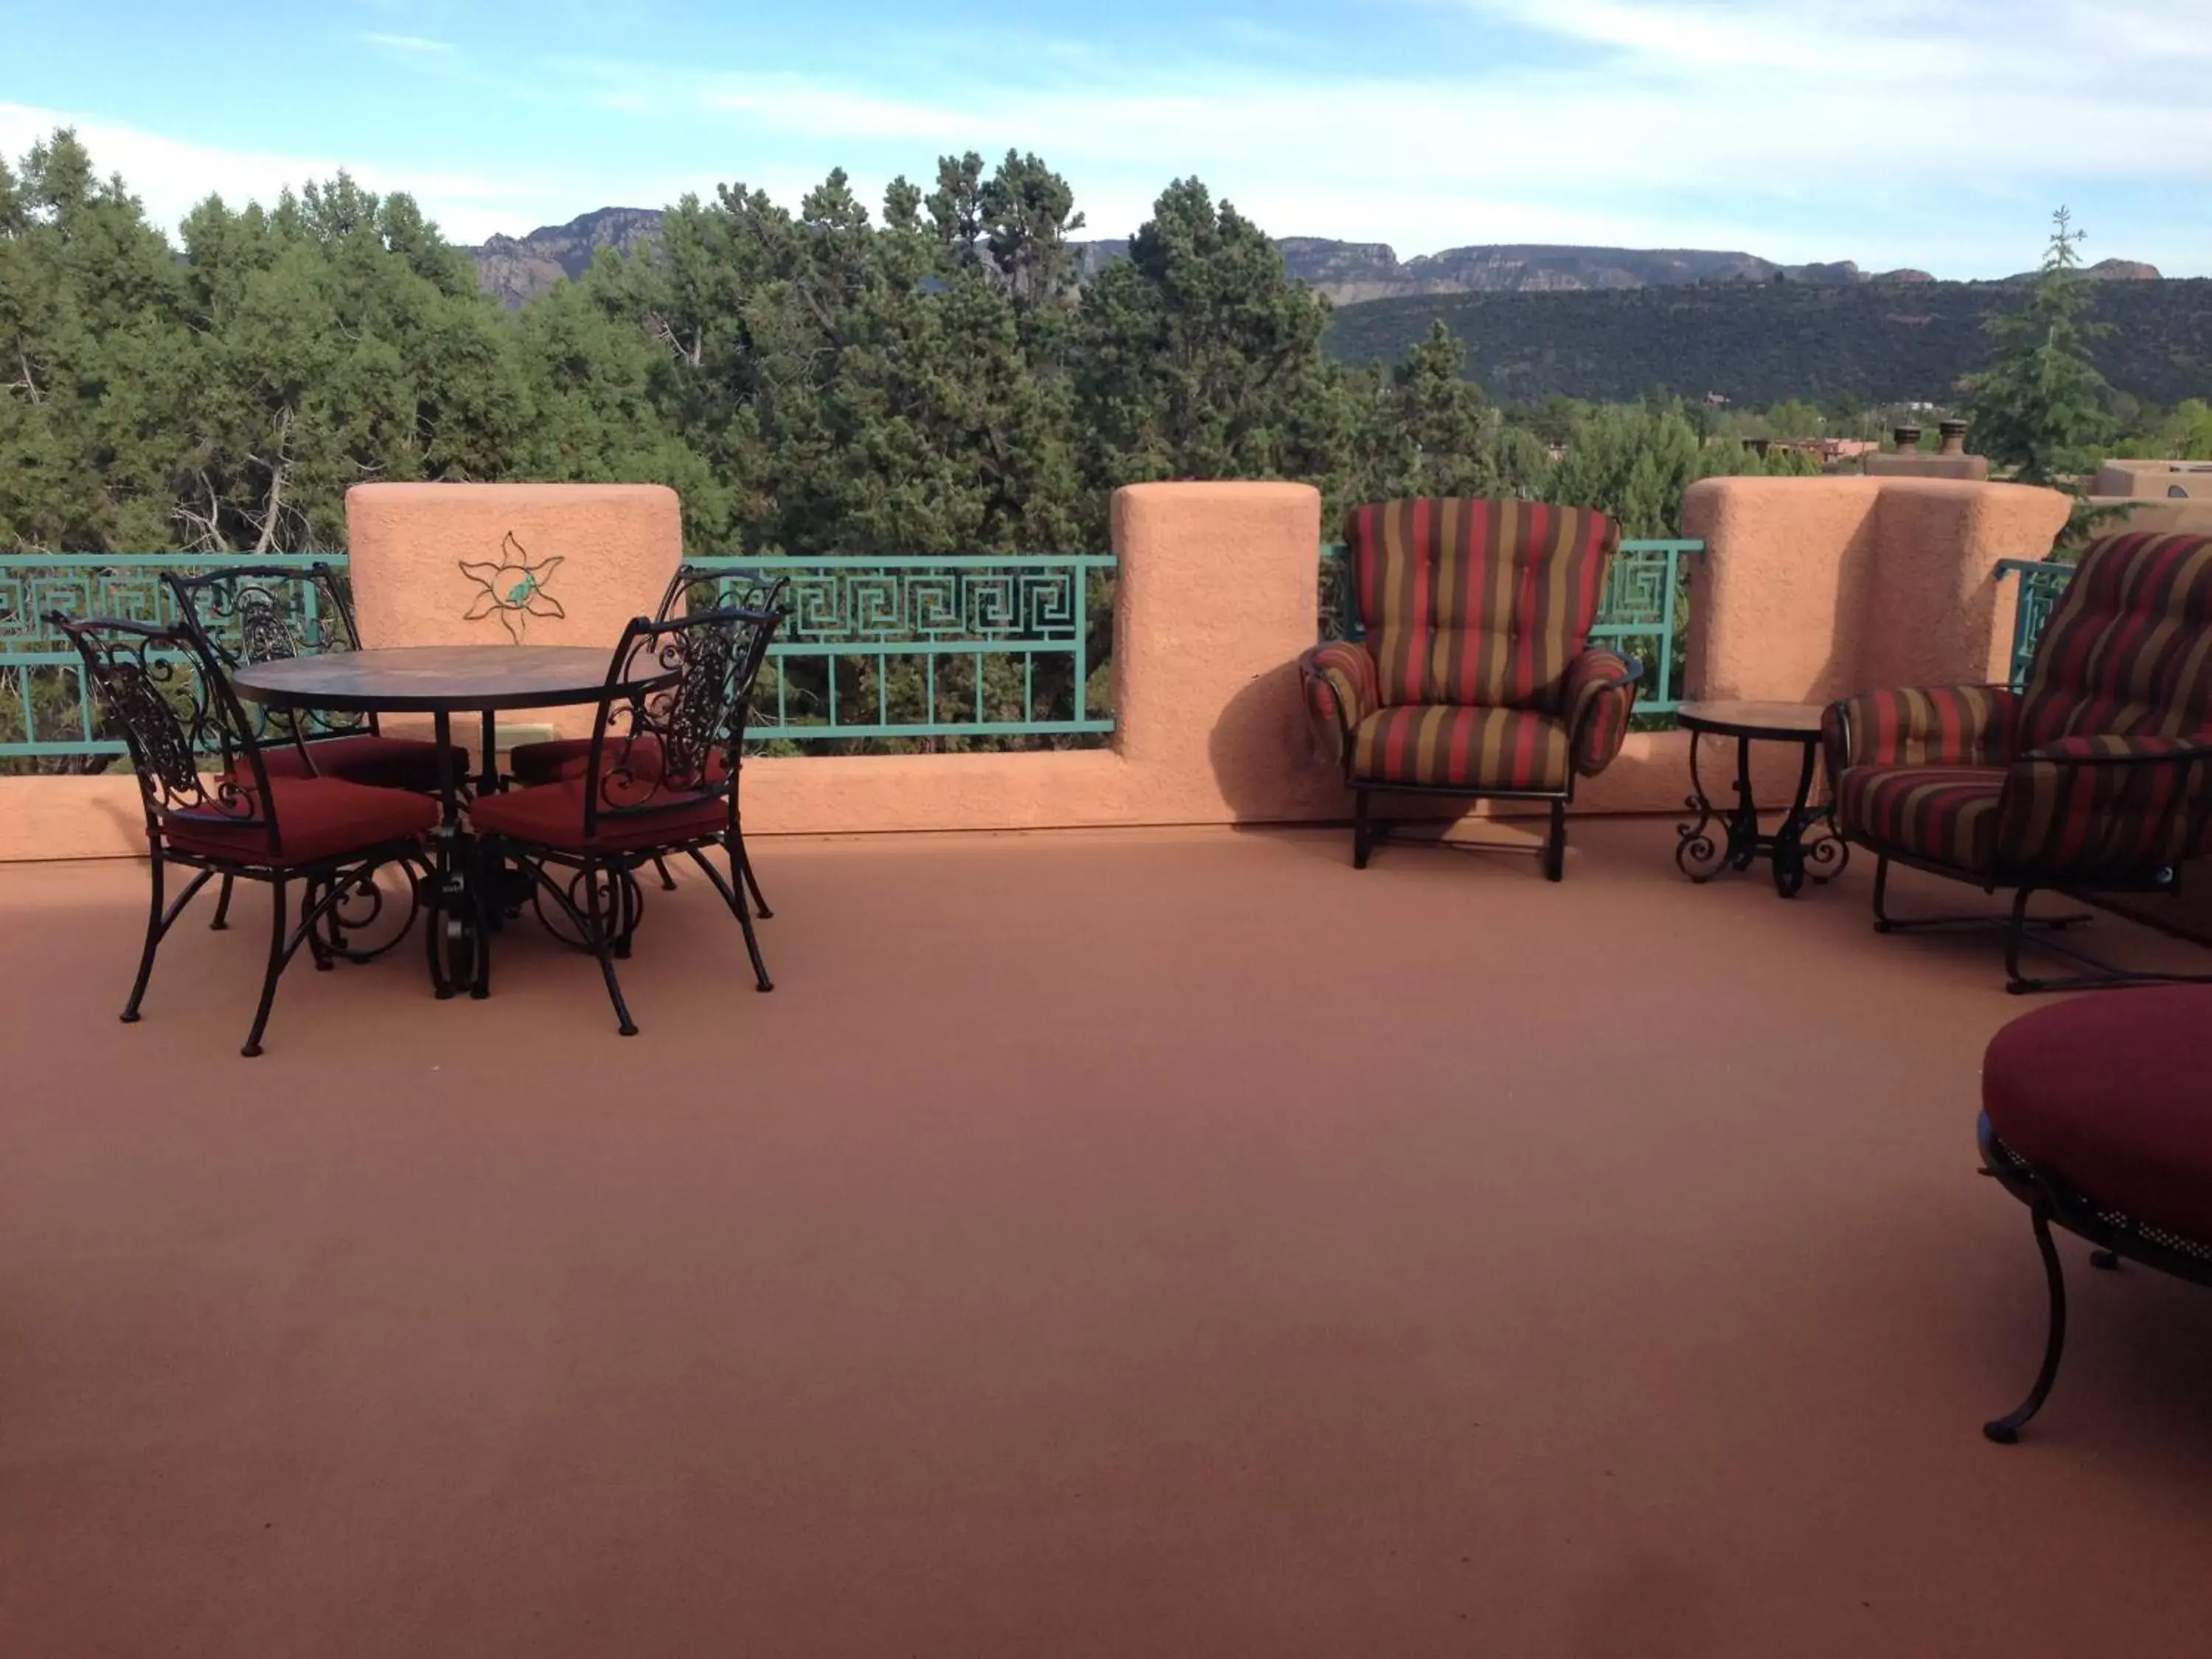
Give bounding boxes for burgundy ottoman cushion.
[1983,987,2212,1243]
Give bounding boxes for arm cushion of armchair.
[1298,641,1379,769]
[1562,647,1640,777]
[1996,734,2212,878]
[1823,685,2021,777]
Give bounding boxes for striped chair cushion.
[1562,647,1636,777]
[1836,765,2004,872]
[1996,735,2212,877]
[1351,706,1569,791]
[1823,685,2020,775]
[1301,640,1378,764]
[1345,498,1621,713]
[2017,533,2212,747]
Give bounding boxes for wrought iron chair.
[1978,985,2212,1442]
[468,596,785,1035]
[49,613,437,1057]
[164,563,464,931]
[1823,531,2212,992]
[1298,498,1641,879]
[504,565,775,914]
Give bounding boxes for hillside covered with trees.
[1325,277,2212,408]
[2,130,1838,566]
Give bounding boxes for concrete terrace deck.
[3,821,2211,1658]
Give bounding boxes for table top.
[1676,698,1828,740]
[232,645,668,714]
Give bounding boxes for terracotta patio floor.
[3,820,2211,1658]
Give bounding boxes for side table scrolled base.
[1674,700,1849,900]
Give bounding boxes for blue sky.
[4,0,2211,277]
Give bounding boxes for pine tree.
[1963,209,2115,484]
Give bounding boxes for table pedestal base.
[1676,728,1848,898]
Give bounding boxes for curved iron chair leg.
[122,851,167,1023]
[653,855,678,893]
[1985,1203,2068,1444]
[209,872,234,931]
[305,879,335,972]
[582,858,638,1037]
[734,875,773,996]
[1543,800,1567,883]
[738,839,772,919]
[242,877,289,1057]
[1352,789,1371,869]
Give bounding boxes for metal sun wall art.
[460,533,566,642]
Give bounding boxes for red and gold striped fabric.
[2017,533,2212,748]
[1994,734,2212,877]
[1562,647,1637,777]
[1299,640,1379,768]
[1836,765,2005,871]
[1349,706,1569,791]
[1821,684,2020,776]
[1343,498,1621,712]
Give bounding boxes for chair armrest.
[1823,685,2020,775]
[1298,641,1378,772]
[1563,648,1641,777]
[1995,734,2212,880]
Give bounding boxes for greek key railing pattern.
[686,554,1116,743]
[1,554,343,759]
[1320,538,1704,717]
[1996,557,2073,689]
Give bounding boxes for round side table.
[1674,699,1848,899]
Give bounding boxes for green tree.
[0,129,187,552]
[1962,209,2115,484]
[1075,178,1342,501]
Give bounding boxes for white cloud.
[8,0,2212,275]
[358,32,455,55]
[0,103,571,243]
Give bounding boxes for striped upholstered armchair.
[1824,531,2212,992]
[1298,498,1640,880]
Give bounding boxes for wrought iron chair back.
[581,592,785,841]
[46,612,277,841]
[162,563,375,745]
[655,563,784,623]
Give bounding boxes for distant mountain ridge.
[1322,276,2212,408]
[470,207,2159,308]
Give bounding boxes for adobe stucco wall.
[0,476,2070,860]
[1683,476,2070,705]
[349,481,682,751]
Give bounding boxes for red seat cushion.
[470,779,728,853]
[1983,986,2212,1245]
[257,734,465,793]
[507,736,597,785]
[164,777,437,867]
[508,734,730,788]
[1349,706,1569,790]
[1835,763,2003,872]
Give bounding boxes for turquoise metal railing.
[1320,539,1705,716]
[4,551,1117,759]
[680,554,1116,745]
[1995,557,2073,689]
[1,553,344,759]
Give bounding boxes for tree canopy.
[0,128,1869,563]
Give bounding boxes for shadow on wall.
[1205,661,1345,824]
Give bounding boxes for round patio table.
[232,645,673,998]
[1674,698,1849,899]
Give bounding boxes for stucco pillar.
[1110,481,1333,822]
[1684,476,2069,705]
